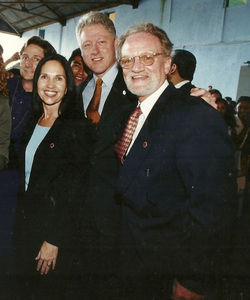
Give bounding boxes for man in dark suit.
[167,49,196,96]
[70,12,137,299]
[115,23,237,300]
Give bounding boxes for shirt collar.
[175,80,190,89]
[93,62,119,88]
[139,80,169,118]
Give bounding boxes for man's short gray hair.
[76,11,116,45]
[117,23,173,60]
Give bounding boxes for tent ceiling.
[0,0,140,36]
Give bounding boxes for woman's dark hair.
[32,54,81,118]
[237,96,250,105]
[216,98,237,129]
[209,89,222,98]
[68,48,81,65]
[68,48,90,75]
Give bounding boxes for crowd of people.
[0,10,249,300]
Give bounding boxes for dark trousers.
[0,170,19,299]
[67,206,120,300]
[120,273,173,300]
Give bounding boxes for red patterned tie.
[115,106,142,164]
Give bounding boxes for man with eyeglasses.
[115,23,237,300]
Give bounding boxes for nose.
[91,42,100,55]
[47,77,55,88]
[239,107,247,113]
[24,57,33,68]
[131,56,145,72]
[78,65,84,74]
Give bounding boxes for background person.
[215,97,241,145]
[229,95,250,297]
[11,54,92,299]
[167,49,196,95]
[0,44,20,77]
[209,88,222,100]
[68,48,90,86]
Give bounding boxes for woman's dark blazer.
[12,114,92,256]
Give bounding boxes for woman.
[11,54,92,299]
[68,48,90,86]
[216,97,242,145]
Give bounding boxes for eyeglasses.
[119,52,163,69]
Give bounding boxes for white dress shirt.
[82,62,119,117]
[174,80,190,89]
[127,80,169,154]
[25,124,50,190]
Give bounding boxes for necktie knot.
[115,106,142,164]
[96,78,103,87]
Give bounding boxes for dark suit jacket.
[12,115,92,253]
[116,83,237,293]
[176,81,196,97]
[77,68,137,236]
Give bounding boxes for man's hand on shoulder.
[190,87,217,109]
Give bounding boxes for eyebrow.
[22,54,42,58]
[72,61,82,65]
[40,73,66,77]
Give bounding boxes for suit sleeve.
[175,102,237,289]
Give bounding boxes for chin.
[23,75,34,81]
[127,84,147,97]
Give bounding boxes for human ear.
[164,56,172,75]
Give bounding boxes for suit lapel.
[118,120,153,193]
[118,83,177,194]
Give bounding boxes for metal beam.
[0,13,21,36]
[38,0,66,26]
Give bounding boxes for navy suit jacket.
[177,81,196,97]
[77,68,137,236]
[116,83,237,291]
